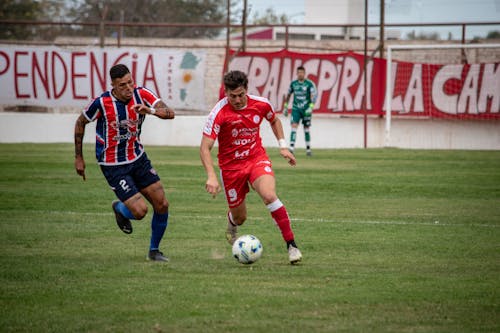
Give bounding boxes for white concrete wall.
[1,112,499,150]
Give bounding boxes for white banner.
[0,45,205,110]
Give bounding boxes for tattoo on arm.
[155,101,175,119]
[74,116,87,157]
[156,101,167,109]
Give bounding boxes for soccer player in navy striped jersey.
[74,64,175,262]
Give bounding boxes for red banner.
[225,49,500,119]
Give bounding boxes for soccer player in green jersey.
[284,66,318,156]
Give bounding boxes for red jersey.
[82,86,160,165]
[203,94,276,170]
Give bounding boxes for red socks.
[267,199,294,242]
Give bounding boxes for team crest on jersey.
[253,115,260,124]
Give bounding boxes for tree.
[0,0,226,40]
[486,30,500,39]
[227,3,290,38]
[249,7,289,24]
[67,0,226,39]
[0,0,41,39]
[1,0,77,40]
[406,30,440,41]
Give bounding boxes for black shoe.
[112,200,132,234]
[148,250,169,262]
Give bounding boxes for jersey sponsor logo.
[109,119,140,130]
[113,132,139,142]
[266,111,273,120]
[232,128,259,145]
[234,149,250,159]
[232,138,255,146]
[109,119,140,142]
[237,127,258,137]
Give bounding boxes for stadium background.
[1,2,499,332]
[0,0,499,149]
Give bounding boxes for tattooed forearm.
[74,115,88,157]
[154,101,175,120]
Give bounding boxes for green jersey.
[287,79,317,111]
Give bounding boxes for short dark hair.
[110,64,130,80]
[297,66,305,71]
[223,70,248,91]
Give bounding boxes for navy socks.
[150,212,169,251]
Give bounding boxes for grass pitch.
[0,144,499,332]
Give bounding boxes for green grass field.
[0,143,499,332]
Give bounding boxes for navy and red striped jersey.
[82,86,160,165]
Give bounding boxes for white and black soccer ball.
[232,235,263,264]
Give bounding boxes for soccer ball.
[232,235,263,264]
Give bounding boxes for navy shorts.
[100,153,161,202]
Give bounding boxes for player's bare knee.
[233,214,246,225]
[156,198,169,214]
[262,194,278,206]
[132,204,148,220]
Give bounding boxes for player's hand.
[132,104,153,115]
[283,102,289,117]
[280,148,296,166]
[205,177,221,198]
[75,156,86,181]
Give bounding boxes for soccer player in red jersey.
[74,64,175,262]
[200,70,303,264]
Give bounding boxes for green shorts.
[291,108,311,127]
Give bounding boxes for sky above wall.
[247,0,500,39]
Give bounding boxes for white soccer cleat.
[288,245,302,264]
[225,220,238,245]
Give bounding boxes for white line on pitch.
[22,210,500,229]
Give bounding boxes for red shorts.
[221,159,275,208]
